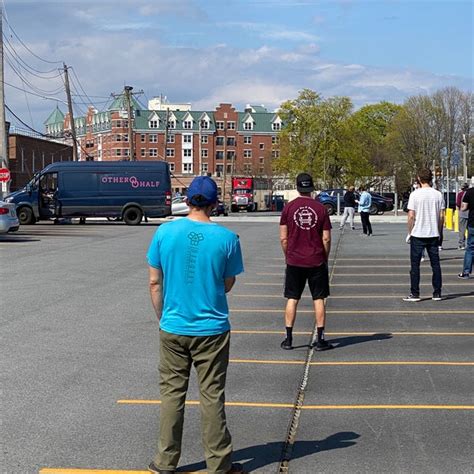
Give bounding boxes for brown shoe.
[148,461,175,474]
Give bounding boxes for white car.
[0,201,20,234]
[171,196,189,216]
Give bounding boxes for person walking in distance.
[456,183,469,250]
[403,169,445,302]
[146,176,244,474]
[339,186,356,230]
[280,173,333,351]
[458,185,474,279]
[358,185,372,236]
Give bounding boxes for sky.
[3,0,473,132]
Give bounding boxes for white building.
[148,96,192,112]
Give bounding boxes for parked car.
[171,196,189,216]
[320,188,393,215]
[211,200,229,216]
[0,201,20,234]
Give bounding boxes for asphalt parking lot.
[1,217,473,473]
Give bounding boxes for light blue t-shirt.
[358,191,372,213]
[147,218,244,336]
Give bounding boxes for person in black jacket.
[339,186,356,230]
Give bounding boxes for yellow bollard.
[454,210,459,232]
[446,208,453,230]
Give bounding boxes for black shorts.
[284,264,330,300]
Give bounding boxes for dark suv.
[317,189,393,215]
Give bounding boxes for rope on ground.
[277,226,345,474]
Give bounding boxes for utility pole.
[124,86,135,160]
[63,63,78,161]
[461,134,468,183]
[0,9,10,195]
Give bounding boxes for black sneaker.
[458,272,470,279]
[432,292,442,301]
[313,340,334,351]
[227,463,245,473]
[148,462,174,474]
[280,338,293,350]
[403,294,421,302]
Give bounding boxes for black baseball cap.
[296,173,315,193]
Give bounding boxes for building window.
[216,136,224,146]
[115,149,122,156]
[216,151,224,160]
[216,164,223,174]
[116,134,128,142]
[141,148,146,157]
[167,134,175,144]
[259,166,264,173]
[272,122,281,131]
[259,157,265,163]
[272,150,280,158]
[149,148,158,157]
[201,135,208,144]
[169,162,175,172]
[216,121,224,130]
[166,148,175,157]
[244,164,252,174]
[183,163,193,174]
[123,149,130,157]
[140,134,146,143]
[201,149,208,158]
[200,120,209,129]
[244,136,252,144]
[150,134,158,143]
[227,137,236,146]
[227,121,235,130]
[183,120,192,129]
[168,120,176,129]
[259,143,264,150]
[201,163,208,173]
[227,151,235,160]
[183,149,192,158]
[244,121,253,130]
[227,164,233,173]
[244,149,252,158]
[149,120,159,128]
[272,135,279,145]
[183,134,192,143]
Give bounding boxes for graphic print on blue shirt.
[186,232,205,284]
[147,218,244,336]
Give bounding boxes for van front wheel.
[123,206,143,225]
[18,206,36,225]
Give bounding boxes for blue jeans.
[410,237,442,296]
[462,226,474,274]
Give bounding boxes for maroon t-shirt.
[280,197,332,267]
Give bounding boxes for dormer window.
[168,120,176,129]
[244,122,253,130]
[272,123,281,131]
[200,120,209,129]
[183,120,192,129]
[149,120,159,128]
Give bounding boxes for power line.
[4,80,67,104]
[6,103,51,137]
[2,12,62,65]
[70,67,97,110]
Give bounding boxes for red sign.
[0,168,10,183]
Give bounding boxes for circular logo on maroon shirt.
[293,206,318,230]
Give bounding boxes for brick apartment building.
[44,96,282,194]
[8,128,73,191]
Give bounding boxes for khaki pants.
[154,330,232,474]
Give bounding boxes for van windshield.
[26,172,40,189]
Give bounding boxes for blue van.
[5,161,171,225]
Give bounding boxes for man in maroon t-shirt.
[279,173,333,351]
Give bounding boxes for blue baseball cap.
[187,176,218,207]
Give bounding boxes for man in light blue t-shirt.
[147,176,244,474]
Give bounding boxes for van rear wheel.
[123,206,143,225]
[18,206,35,225]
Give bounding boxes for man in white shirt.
[404,169,445,302]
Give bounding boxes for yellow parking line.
[230,309,474,314]
[229,359,474,366]
[231,330,474,336]
[116,400,474,410]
